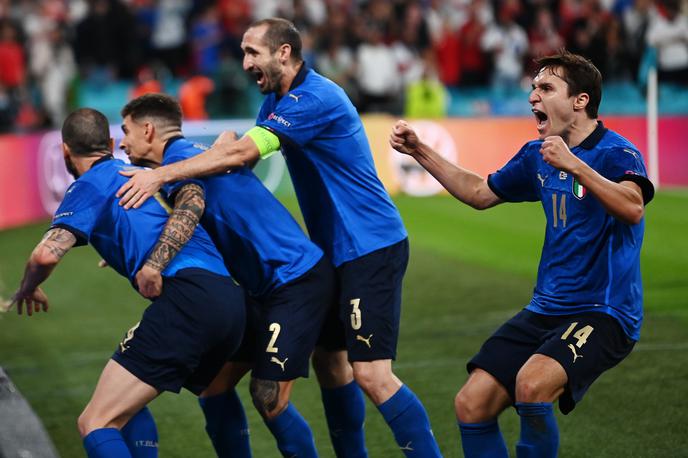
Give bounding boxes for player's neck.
[277,61,303,97]
[566,118,598,148]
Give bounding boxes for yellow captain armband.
[244,126,281,159]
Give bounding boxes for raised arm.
[135,183,206,298]
[12,228,77,316]
[389,120,502,210]
[540,136,645,224]
[117,133,260,209]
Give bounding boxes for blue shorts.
[232,257,336,381]
[337,238,409,362]
[468,309,635,414]
[112,268,246,396]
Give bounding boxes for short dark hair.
[121,93,182,130]
[535,50,602,118]
[249,17,302,62]
[61,108,111,156]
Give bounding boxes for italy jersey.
[487,122,655,340]
[51,156,228,284]
[256,65,407,266]
[162,137,324,297]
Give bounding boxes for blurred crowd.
[1,0,687,132]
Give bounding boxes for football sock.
[458,420,508,458]
[377,385,442,457]
[264,402,318,458]
[83,428,132,458]
[120,406,158,458]
[199,390,251,458]
[321,380,368,457]
[515,402,559,458]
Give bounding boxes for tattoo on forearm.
[146,184,204,271]
[40,228,76,260]
[249,378,280,416]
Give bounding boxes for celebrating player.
[11,108,246,458]
[390,51,654,457]
[116,18,441,457]
[119,92,336,458]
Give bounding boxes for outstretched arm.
[540,136,645,224]
[12,228,77,315]
[117,133,260,209]
[135,183,206,298]
[389,120,501,210]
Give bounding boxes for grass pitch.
[1,191,686,457]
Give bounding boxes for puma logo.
[119,322,140,353]
[537,173,546,187]
[568,344,583,363]
[400,441,414,451]
[288,93,302,102]
[356,334,373,348]
[270,356,288,371]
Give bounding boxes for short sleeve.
[603,147,655,204]
[257,91,332,147]
[50,180,106,246]
[487,144,539,202]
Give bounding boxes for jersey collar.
[90,154,114,169]
[288,62,308,92]
[578,121,607,150]
[163,135,185,156]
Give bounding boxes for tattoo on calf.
[249,378,280,416]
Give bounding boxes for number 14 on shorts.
[561,322,594,348]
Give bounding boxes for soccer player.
[390,51,654,457]
[11,108,246,458]
[116,18,442,457]
[119,92,336,458]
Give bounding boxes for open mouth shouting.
[532,108,549,134]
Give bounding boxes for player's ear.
[573,93,589,111]
[279,43,291,64]
[144,121,155,143]
[61,142,71,159]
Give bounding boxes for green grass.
[1,191,687,457]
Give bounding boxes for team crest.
[572,178,586,200]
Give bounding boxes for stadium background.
[1,0,688,456]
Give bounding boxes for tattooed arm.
[135,183,205,298]
[12,228,77,316]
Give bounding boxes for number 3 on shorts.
[350,298,362,330]
[561,322,594,348]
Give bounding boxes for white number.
[350,298,362,330]
[551,193,567,228]
[266,323,281,353]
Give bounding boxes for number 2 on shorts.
[266,323,281,353]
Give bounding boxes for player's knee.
[77,410,100,438]
[312,349,352,387]
[249,378,288,420]
[455,387,486,423]
[515,374,549,402]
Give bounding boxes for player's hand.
[389,120,420,156]
[11,287,49,316]
[540,136,583,173]
[212,131,239,149]
[135,264,163,299]
[116,168,162,209]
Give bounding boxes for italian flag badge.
[572,178,586,199]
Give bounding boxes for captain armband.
[244,126,281,159]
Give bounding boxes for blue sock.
[264,403,317,458]
[321,381,367,457]
[515,402,559,458]
[83,428,132,458]
[198,390,251,458]
[121,407,158,457]
[458,420,508,458]
[377,385,442,457]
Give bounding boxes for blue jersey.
[487,122,654,340]
[256,65,407,266]
[163,137,324,297]
[51,157,228,285]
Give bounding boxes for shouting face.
[241,25,285,95]
[529,66,582,140]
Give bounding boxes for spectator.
[355,24,403,114]
[527,7,565,74]
[623,0,656,81]
[646,0,688,85]
[458,0,491,87]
